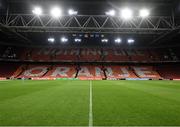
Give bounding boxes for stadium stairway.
[74,66,80,78]
[131,66,140,78]
[12,65,26,78]
[103,68,107,80]
[41,67,51,78]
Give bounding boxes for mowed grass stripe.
[111,80,180,102]
[0,80,64,102]
[0,80,89,126]
[93,80,180,126]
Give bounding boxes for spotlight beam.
[68,9,78,15]
[50,7,62,18]
[120,8,133,20]
[61,37,68,43]
[127,39,135,44]
[139,9,150,18]
[32,7,42,16]
[115,38,122,43]
[105,10,115,16]
[48,37,55,43]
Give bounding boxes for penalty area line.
[89,80,93,127]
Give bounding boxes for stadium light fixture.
[139,9,150,18]
[101,39,109,43]
[120,8,133,20]
[68,9,78,15]
[48,37,55,43]
[32,7,43,16]
[74,38,82,42]
[105,10,115,16]
[115,38,122,44]
[50,7,62,18]
[61,37,68,43]
[127,38,135,44]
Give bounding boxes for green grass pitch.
[0,80,180,126]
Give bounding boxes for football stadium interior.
[0,0,180,126]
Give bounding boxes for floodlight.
[115,38,122,43]
[61,37,68,43]
[50,7,62,18]
[127,38,135,44]
[105,10,115,16]
[68,9,78,15]
[120,8,133,20]
[139,9,150,18]
[101,39,108,43]
[32,7,42,16]
[74,38,82,42]
[48,37,55,43]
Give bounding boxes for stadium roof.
[0,0,180,48]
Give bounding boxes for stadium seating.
[105,66,137,79]
[0,46,179,80]
[7,64,173,80]
[79,49,102,62]
[128,49,150,62]
[77,66,105,80]
[0,63,20,78]
[132,66,162,79]
[157,65,180,79]
[17,65,50,78]
[1,46,177,62]
[44,65,77,78]
[104,49,129,62]
[23,48,79,61]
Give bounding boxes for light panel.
[50,7,62,18]
[32,7,42,15]
[68,9,78,15]
[127,38,135,44]
[115,38,122,43]
[48,37,55,43]
[101,39,109,43]
[105,10,115,16]
[120,8,133,20]
[74,38,82,42]
[139,9,150,18]
[61,37,68,43]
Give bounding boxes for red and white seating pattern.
[0,64,179,80]
[132,66,161,79]
[105,66,137,79]
[2,47,175,62]
[18,65,50,78]
[79,49,102,62]
[77,66,105,80]
[105,49,129,62]
[44,65,76,78]
[10,65,163,80]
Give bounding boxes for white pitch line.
[89,80,93,127]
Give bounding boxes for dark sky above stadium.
[1,0,179,15]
